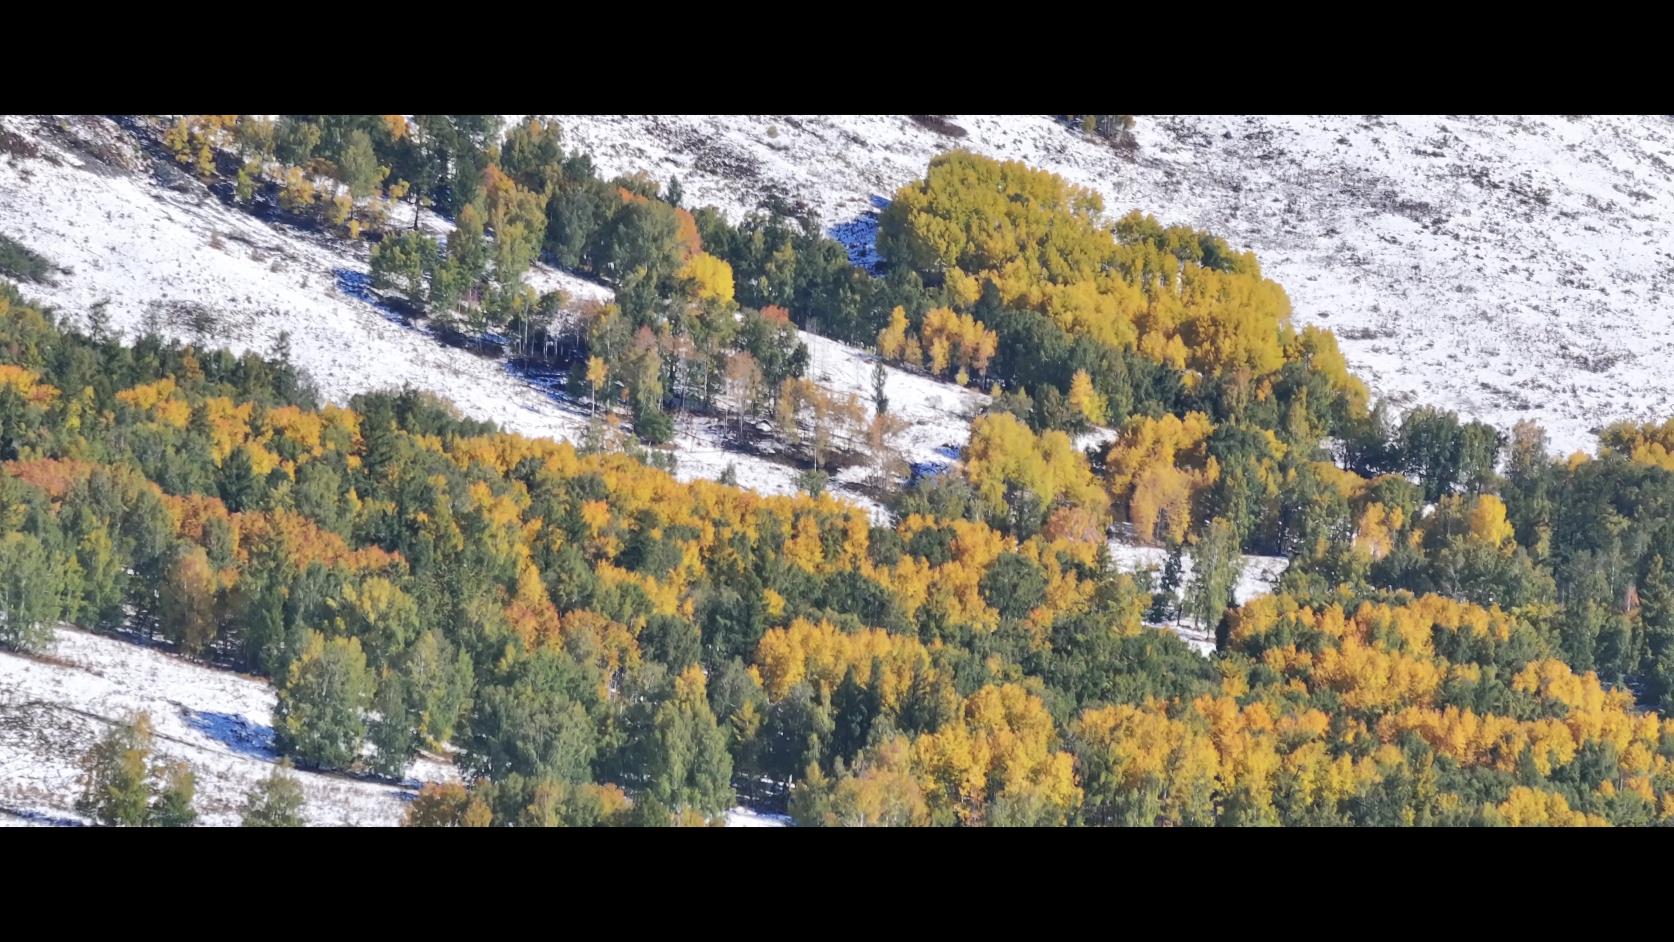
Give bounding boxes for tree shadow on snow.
[182,709,275,760]
[827,195,889,272]
[334,267,417,329]
[0,805,87,827]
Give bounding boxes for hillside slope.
[0,115,981,517]
[0,627,454,826]
[557,114,1674,453]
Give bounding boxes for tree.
[274,631,375,771]
[1149,545,1184,622]
[1641,554,1674,712]
[865,412,908,489]
[643,666,734,816]
[368,672,417,780]
[241,764,307,827]
[791,736,928,827]
[218,445,260,512]
[963,411,1108,532]
[235,115,276,160]
[74,525,125,630]
[76,713,155,826]
[760,682,833,783]
[339,576,419,669]
[545,178,615,269]
[441,202,490,313]
[500,117,566,195]
[460,649,598,783]
[797,468,828,497]
[159,544,218,657]
[73,711,199,827]
[679,252,735,305]
[1185,517,1242,636]
[274,117,321,166]
[1106,412,1217,545]
[725,351,762,439]
[1068,369,1109,426]
[338,130,386,200]
[585,356,608,415]
[1397,406,1465,502]
[482,165,547,289]
[369,231,437,311]
[403,781,492,827]
[980,552,1048,621]
[600,199,687,318]
[148,761,198,827]
[404,630,474,747]
[0,530,59,651]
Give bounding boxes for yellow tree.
[1067,370,1109,426]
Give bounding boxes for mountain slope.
[0,115,982,518]
[0,627,454,826]
[557,114,1674,453]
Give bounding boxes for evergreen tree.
[147,761,198,827]
[1641,554,1674,712]
[338,130,385,200]
[369,231,437,311]
[217,446,259,513]
[1149,545,1184,622]
[368,672,417,780]
[460,649,598,783]
[274,631,375,771]
[0,531,60,651]
[76,713,155,826]
[241,764,307,827]
[1186,517,1242,638]
[643,666,734,816]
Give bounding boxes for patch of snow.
[0,627,454,826]
[724,806,792,827]
[1108,539,1287,656]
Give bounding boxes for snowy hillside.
[0,115,608,442]
[0,627,454,826]
[0,625,794,827]
[556,114,1674,454]
[0,115,980,518]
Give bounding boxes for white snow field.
[0,627,455,827]
[556,114,1674,455]
[724,807,792,827]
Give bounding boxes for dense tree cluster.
[12,121,1674,826]
[159,116,818,459]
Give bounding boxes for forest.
[2,114,1672,826]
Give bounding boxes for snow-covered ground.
[0,116,604,443]
[802,330,986,499]
[0,115,982,519]
[0,625,797,827]
[1108,540,1288,655]
[0,627,454,826]
[724,806,791,827]
[556,114,1674,454]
